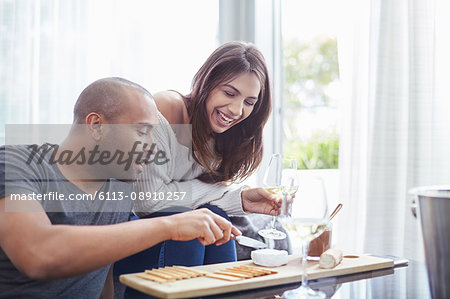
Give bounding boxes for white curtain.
[337,0,450,297]
[0,0,219,144]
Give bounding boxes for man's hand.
[165,208,241,246]
[241,187,282,215]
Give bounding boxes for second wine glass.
[278,177,329,299]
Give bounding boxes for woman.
[135,41,277,217]
[114,42,277,295]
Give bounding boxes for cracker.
[173,265,208,276]
[240,265,277,274]
[145,269,177,280]
[137,273,171,283]
[157,268,189,279]
[206,265,278,281]
[214,270,252,279]
[138,265,207,283]
[205,273,243,281]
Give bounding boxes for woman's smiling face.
[205,72,261,134]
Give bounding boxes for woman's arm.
[134,174,280,217]
[133,177,246,216]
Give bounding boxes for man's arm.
[0,197,239,281]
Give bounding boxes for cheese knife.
[232,235,268,249]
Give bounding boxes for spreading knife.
[231,235,268,249]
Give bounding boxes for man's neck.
[56,138,106,195]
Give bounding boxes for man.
[0,78,240,298]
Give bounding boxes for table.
[123,258,431,299]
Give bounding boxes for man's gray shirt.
[0,144,134,298]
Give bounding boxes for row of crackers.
[137,265,277,283]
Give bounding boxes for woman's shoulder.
[154,90,187,125]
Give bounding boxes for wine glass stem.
[301,240,310,288]
[270,215,276,228]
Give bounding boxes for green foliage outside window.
[283,36,340,169]
[284,131,339,169]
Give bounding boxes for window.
[281,0,341,170]
[279,0,341,223]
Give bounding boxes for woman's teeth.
[217,110,234,124]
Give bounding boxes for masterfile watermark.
[3,123,194,212]
[9,191,187,202]
[26,142,169,170]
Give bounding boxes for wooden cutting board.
[120,254,394,298]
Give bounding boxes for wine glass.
[278,177,329,299]
[258,154,299,240]
[258,154,285,240]
[281,156,300,216]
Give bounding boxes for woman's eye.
[245,100,255,106]
[137,131,148,136]
[224,91,234,97]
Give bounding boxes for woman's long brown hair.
[184,41,272,183]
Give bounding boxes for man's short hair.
[73,77,153,124]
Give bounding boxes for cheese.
[251,249,288,267]
[319,248,343,269]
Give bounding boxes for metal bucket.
[410,186,450,299]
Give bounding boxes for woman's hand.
[165,208,241,246]
[241,187,282,215]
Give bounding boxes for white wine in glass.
[258,155,299,240]
[281,156,300,217]
[258,154,286,240]
[278,177,328,299]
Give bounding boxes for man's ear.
[85,113,104,141]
